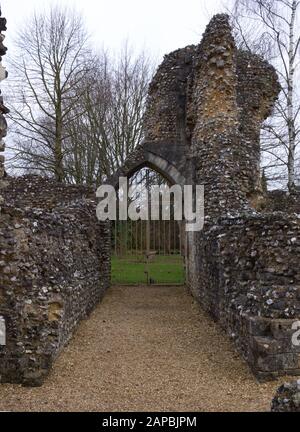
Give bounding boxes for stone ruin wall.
[0,10,111,386]
[187,15,280,217]
[272,380,300,412]
[142,14,300,380]
[0,9,300,387]
[186,16,300,380]
[142,15,280,203]
[188,214,300,380]
[0,177,111,386]
[105,14,300,381]
[144,45,195,146]
[187,16,300,380]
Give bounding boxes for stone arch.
[109,147,188,266]
[109,147,187,188]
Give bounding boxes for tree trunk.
[287,0,297,192]
[55,77,64,182]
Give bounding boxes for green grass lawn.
[111,254,185,285]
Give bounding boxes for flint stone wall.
[272,381,300,412]
[187,212,300,380]
[116,14,300,380]
[0,176,110,386]
[263,191,300,214]
[1,11,300,386]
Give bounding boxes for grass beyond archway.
[111,254,185,285]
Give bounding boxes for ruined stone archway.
[110,149,188,284]
[110,14,300,382]
[109,147,188,188]
[1,13,300,387]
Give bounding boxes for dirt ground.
[0,285,289,412]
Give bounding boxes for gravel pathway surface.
[0,285,287,412]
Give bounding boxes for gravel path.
[0,285,286,412]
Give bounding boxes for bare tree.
[8,5,91,181]
[63,44,153,185]
[109,44,151,169]
[232,0,300,191]
[63,53,112,185]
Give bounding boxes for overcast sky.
[1,0,231,61]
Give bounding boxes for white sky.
[0,0,232,168]
[1,0,230,62]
